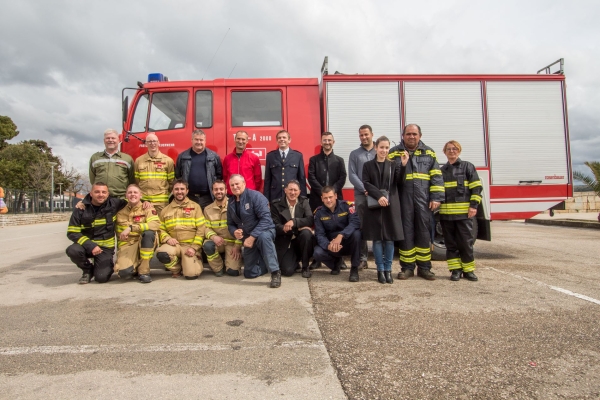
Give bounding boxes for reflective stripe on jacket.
[440,158,482,220]
[115,202,161,247]
[203,198,241,246]
[159,197,206,250]
[135,151,175,204]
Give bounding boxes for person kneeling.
[203,180,243,277]
[313,186,361,282]
[156,180,206,280]
[271,180,316,278]
[114,184,160,283]
[227,175,281,288]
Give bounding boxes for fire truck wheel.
[431,217,478,262]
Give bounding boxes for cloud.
[0,0,599,179]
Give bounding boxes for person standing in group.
[135,133,175,214]
[222,131,263,195]
[388,124,445,280]
[227,174,281,288]
[155,180,206,280]
[89,129,135,199]
[362,136,409,284]
[175,129,223,210]
[114,184,160,284]
[348,125,376,270]
[264,130,306,203]
[66,182,128,284]
[440,140,482,282]
[271,180,316,278]
[308,132,347,212]
[202,180,243,277]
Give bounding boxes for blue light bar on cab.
[148,73,165,83]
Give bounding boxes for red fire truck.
[121,57,572,252]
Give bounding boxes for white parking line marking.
[488,267,600,306]
[0,341,325,356]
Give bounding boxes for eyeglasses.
[446,148,459,152]
[146,140,158,144]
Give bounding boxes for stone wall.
[555,191,600,213]
[0,212,70,227]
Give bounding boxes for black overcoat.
[307,149,347,211]
[362,158,405,241]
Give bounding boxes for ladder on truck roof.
[537,58,564,75]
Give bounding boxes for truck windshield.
[231,91,282,127]
[130,91,188,132]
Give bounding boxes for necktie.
[281,151,285,163]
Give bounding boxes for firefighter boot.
[118,266,135,279]
[450,270,462,281]
[270,270,281,288]
[139,274,152,283]
[397,269,414,280]
[463,271,478,281]
[417,268,436,281]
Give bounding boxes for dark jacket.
[175,147,223,200]
[314,200,361,250]
[362,159,405,241]
[67,195,128,252]
[270,196,314,258]
[308,149,347,211]
[440,158,483,220]
[264,148,307,202]
[227,188,274,241]
[388,140,445,208]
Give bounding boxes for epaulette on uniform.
[313,205,323,215]
[346,201,354,206]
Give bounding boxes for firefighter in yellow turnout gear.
[202,180,243,276]
[114,184,160,283]
[134,133,175,215]
[156,179,206,279]
[440,141,482,281]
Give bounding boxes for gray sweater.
[348,145,376,196]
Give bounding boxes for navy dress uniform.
[264,148,307,202]
[313,200,361,279]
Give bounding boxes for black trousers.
[66,243,115,283]
[189,193,213,210]
[441,218,475,272]
[279,230,316,276]
[313,230,361,270]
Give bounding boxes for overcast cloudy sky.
[0,0,598,177]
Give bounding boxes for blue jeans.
[373,240,394,272]
[242,229,280,278]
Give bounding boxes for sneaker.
[417,268,436,281]
[450,270,462,281]
[463,271,478,281]
[214,269,224,277]
[139,274,152,284]
[397,269,414,280]
[78,272,91,284]
[270,270,281,288]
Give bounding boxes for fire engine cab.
[121,57,572,252]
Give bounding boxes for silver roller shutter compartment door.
[404,81,487,167]
[486,81,568,185]
[326,81,401,189]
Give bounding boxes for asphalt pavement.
[1,219,600,399]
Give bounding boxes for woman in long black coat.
[362,136,408,284]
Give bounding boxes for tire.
[431,217,478,262]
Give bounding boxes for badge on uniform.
[152,210,157,215]
[155,162,164,170]
[133,215,143,223]
[184,207,194,216]
[245,203,250,210]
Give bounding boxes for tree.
[0,116,19,151]
[573,161,600,222]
